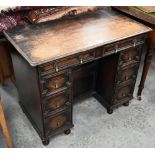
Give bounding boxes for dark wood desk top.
[4,9,151,66]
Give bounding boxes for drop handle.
[79,57,83,64]
[55,104,60,108]
[55,64,59,72]
[124,75,129,80]
[54,80,58,89]
[133,39,136,47]
[121,93,126,97]
[57,122,61,127]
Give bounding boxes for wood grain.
[4,9,151,67]
[0,101,13,148]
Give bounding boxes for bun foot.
[107,108,113,114]
[123,102,129,106]
[64,129,71,135]
[137,96,142,101]
[42,139,49,146]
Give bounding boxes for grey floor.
[0,52,155,148]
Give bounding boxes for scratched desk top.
[4,9,151,66]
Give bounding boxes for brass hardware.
[133,39,136,47]
[57,122,60,127]
[122,93,126,97]
[56,104,60,108]
[55,80,58,89]
[124,76,128,80]
[55,64,59,72]
[115,45,118,53]
[80,57,83,64]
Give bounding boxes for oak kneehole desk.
[3,9,151,145]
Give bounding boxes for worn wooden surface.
[4,9,151,67]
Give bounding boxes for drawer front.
[103,35,144,56]
[117,64,139,84]
[79,50,95,63]
[103,43,117,55]
[56,50,95,71]
[43,90,71,114]
[119,46,142,66]
[40,70,71,96]
[57,55,80,70]
[45,110,72,134]
[115,83,133,101]
[38,62,55,76]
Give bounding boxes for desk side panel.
[11,48,44,137]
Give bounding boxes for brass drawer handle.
[57,122,61,127]
[80,57,83,64]
[124,75,129,80]
[121,93,126,97]
[54,80,59,89]
[55,64,59,72]
[115,44,118,53]
[55,104,60,108]
[133,39,136,47]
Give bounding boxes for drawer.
[55,50,95,71]
[45,110,72,134]
[79,50,95,63]
[40,70,71,96]
[116,63,139,84]
[38,62,55,76]
[43,90,71,115]
[102,36,144,56]
[103,43,118,56]
[119,46,142,66]
[118,38,135,49]
[115,82,133,102]
[136,35,145,44]
[95,48,103,58]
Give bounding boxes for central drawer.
[55,50,95,70]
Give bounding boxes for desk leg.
[137,46,153,100]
